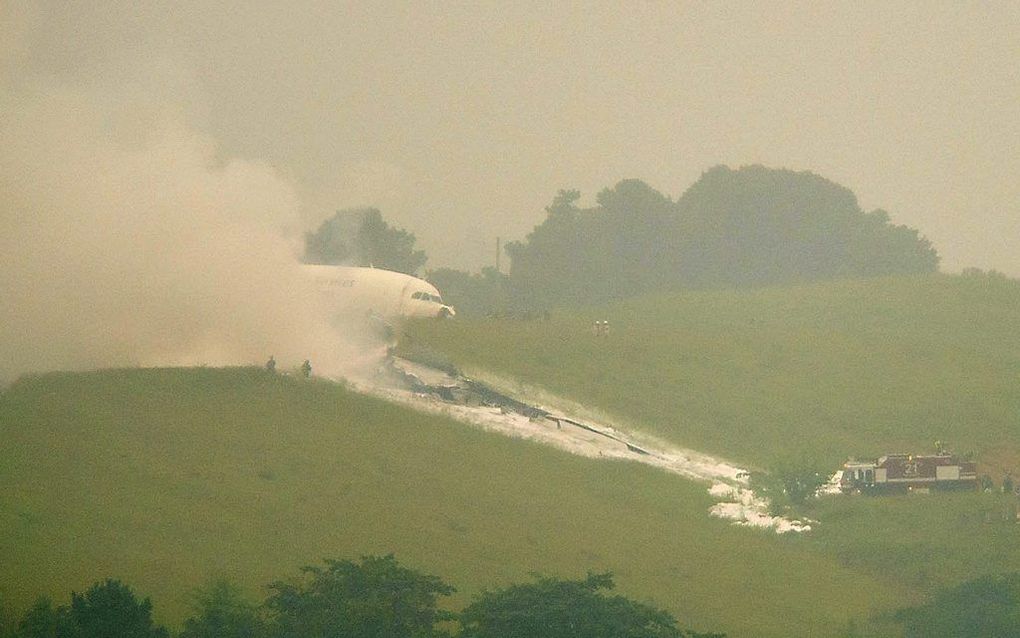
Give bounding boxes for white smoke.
[0,57,361,382]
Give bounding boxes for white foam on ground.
[348,375,811,534]
[707,482,813,533]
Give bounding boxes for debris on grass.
[346,357,813,534]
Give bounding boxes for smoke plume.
[0,56,358,382]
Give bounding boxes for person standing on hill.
[266,355,276,374]
[301,359,312,378]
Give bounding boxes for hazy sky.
[3,1,1019,275]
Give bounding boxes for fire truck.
[840,453,977,493]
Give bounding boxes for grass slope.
[1,368,899,637]
[403,274,1020,470]
[402,273,1020,608]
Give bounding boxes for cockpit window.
[412,291,443,304]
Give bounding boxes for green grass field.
[4,273,1019,636]
[396,272,1020,629]
[1,367,904,637]
[402,273,1020,471]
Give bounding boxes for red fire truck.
[840,453,977,493]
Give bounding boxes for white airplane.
[301,264,455,320]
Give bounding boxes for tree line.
[0,556,723,638]
[304,208,427,275]
[500,165,938,313]
[303,165,940,317]
[8,554,1010,636]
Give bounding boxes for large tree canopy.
[304,208,427,275]
[674,165,938,286]
[458,573,719,638]
[506,165,939,309]
[179,580,263,638]
[10,580,169,638]
[426,267,510,318]
[5,568,726,638]
[895,573,1020,637]
[263,555,455,638]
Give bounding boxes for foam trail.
[349,365,812,533]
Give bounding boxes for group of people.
[591,320,611,337]
[265,356,312,378]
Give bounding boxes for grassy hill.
[399,272,1020,617]
[5,274,1018,637]
[403,273,1020,471]
[1,367,901,637]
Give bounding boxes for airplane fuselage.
[302,264,455,320]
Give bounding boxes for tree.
[304,211,357,265]
[504,166,940,309]
[356,210,428,275]
[896,573,1020,637]
[263,555,455,638]
[505,188,591,310]
[457,572,722,638]
[775,465,827,505]
[180,580,264,638]
[64,579,168,638]
[425,267,510,318]
[13,598,61,638]
[304,209,427,275]
[752,462,827,513]
[593,179,676,298]
[672,165,937,287]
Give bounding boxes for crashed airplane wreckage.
[382,356,652,455]
[839,453,978,494]
[375,356,812,532]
